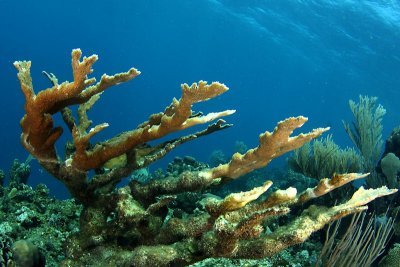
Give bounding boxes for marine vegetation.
[288,134,362,180]
[14,49,397,266]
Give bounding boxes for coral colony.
[10,49,396,266]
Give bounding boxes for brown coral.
[15,50,397,267]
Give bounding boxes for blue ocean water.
[1,0,399,198]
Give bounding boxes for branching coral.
[15,49,234,203]
[14,50,397,266]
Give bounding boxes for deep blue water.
[1,0,400,198]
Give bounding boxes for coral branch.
[70,81,235,171]
[206,181,273,216]
[209,116,329,180]
[131,117,329,202]
[234,186,396,259]
[14,49,139,161]
[118,184,396,267]
[297,172,369,203]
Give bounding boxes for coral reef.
[0,233,13,266]
[190,240,321,267]
[14,49,397,266]
[0,163,81,266]
[8,158,32,188]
